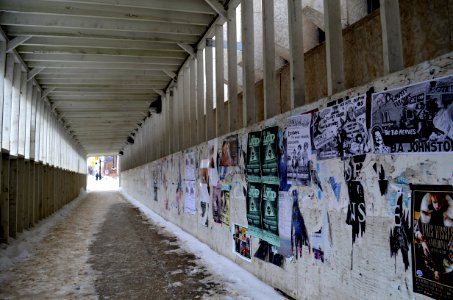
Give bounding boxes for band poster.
[371,75,453,154]
[220,186,231,227]
[232,224,252,261]
[411,184,453,300]
[261,126,279,185]
[313,95,369,159]
[246,182,262,238]
[262,183,280,246]
[287,113,312,186]
[246,131,262,183]
[220,134,239,167]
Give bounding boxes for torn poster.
[411,184,453,300]
[246,131,262,183]
[208,139,219,186]
[185,151,196,181]
[291,189,310,259]
[287,113,311,186]
[211,185,222,224]
[233,224,252,261]
[340,95,370,157]
[278,191,292,257]
[184,180,196,215]
[371,75,453,154]
[254,240,284,268]
[220,185,231,227]
[278,129,291,191]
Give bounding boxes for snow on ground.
[0,189,87,271]
[121,189,286,300]
[87,174,119,191]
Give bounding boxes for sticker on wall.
[211,185,222,224]
[261,126,279,185]
[291,189,310,259]
[232,224,252,261]
[246,131,262,183]
[371,75,453,154]
[220,185,231,227]
[389,192,411,271]
[411,184,453,300]
[254,240,284,268]
[287,113,312,186]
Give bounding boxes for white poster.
[287,113,312,186]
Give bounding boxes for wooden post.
[0,154,9,243]
[241,0,256,126]
[9,158,18,238]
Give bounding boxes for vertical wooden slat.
[196,47,206,143]
[241,0,256,126]
[215,25,225,136]
[205,39,215,140]
[227,6,239,131]
[288,0,305,108]
[380,0,404,74]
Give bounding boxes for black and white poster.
[261,126,279,185]
[313,96,370,159]
[287,114,311,186]
[246,131,262,183]
[371,75,453,154]
[339,95,370,157]
[411,184,453,300]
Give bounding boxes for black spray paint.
[389,194,411,271]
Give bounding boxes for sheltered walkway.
[0,190,284,299]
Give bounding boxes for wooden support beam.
[241,0,256,127]
[324,0,345,95]
[41,87,55,100]
[380,0,404,74]
[204,0,227,20]
[288,0,305,109]
[27,67,46,82]
[9,158,18,238]
[177,43,196,59]
[0,154,9,243]
[205,39,215,140]
[162,69,177,80]
[17,159,25,233]
[189,58,197,147]
[227,6,239,131]
[6,36,32,53]
[215,24,225,136]
[196,47,206,144]
[262,0,278,119]
[10,64,22,157]
[2,53,15,151]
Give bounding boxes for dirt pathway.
[0,191,229,299]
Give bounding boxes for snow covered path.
[0,190,285,299]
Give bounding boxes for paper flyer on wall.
[232,224,252,261]
[312,101,347,159]
[246,131,262,183]
[371,75,453,154]
[262,183,280,246]
[411,184,453,300]
[220,185,231,227]
[211,185,222,224]
[208,139,219,186]
[220,134,239,167]
[185,151,196,181]
[184,180,196,215]
[287,113,311,186]
[261,126,279,185]
[340,95,370,157]
[246,182,263,238]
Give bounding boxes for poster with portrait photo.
[312,100,348,160]
[220,134,238,167]
[371,75,453,154]
[246,131,262,183]
[411,184,453,300]
[232,224,252,261]
[287,114,312,186]
[261,126,279,185]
